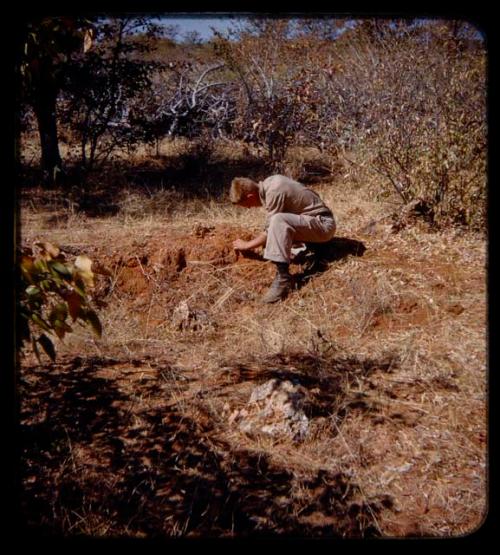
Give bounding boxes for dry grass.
[17,141,487,538]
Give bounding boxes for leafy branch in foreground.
[17,241,102,362]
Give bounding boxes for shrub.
[305,20,487,228]
[17,241,102,362]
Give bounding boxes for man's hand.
[233,232,267,252]
[233,239,252,251]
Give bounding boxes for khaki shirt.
[258,175,333,230]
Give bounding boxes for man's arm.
[233,232,267,252]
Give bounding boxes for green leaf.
[31,313,51,333]
[49,303,68,326]
[73,276,86,295]
[83,308,102,338]
[34,259,48,273]
[39,279,53,291]
[51,261,73,278]
[54,324,65,340]
[38,334,56,362]
[26,285,41,297]
[49,273,64,288]
[54,320,72,340]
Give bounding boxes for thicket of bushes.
[19,17,487,229]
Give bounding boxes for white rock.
[230,379,310,442]
[249,379,279,403]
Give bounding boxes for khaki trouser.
[264,213,337,264]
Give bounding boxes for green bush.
[17,241,102,362]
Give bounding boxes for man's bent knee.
[268,213,290,227]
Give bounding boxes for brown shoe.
[262,265,292,303]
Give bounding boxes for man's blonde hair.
[229,177,259,204]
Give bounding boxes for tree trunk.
[31,63,63,187]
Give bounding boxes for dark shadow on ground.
[18,153,272,217]
[17,351,395,539]
[236,236,367,269]
[292,237,367,289]
[224,351,397,420]
[121,153,271,195]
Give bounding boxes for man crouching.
[230,174,336,303]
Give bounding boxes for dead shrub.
[349,273,398,335]
[321,21,486,229]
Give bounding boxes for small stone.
[171,300,213,332]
